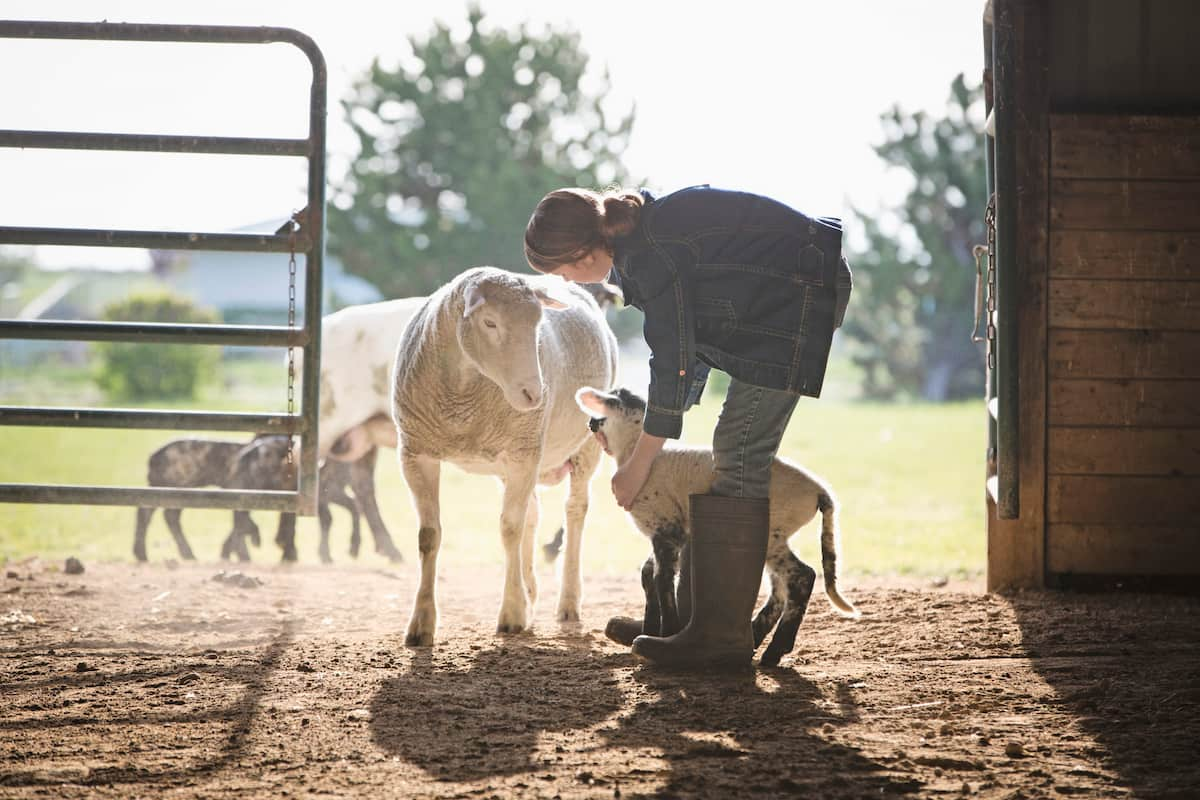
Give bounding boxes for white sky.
[0,1,985,270]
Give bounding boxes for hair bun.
[600,191,644,239]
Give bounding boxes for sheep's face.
[574,386,646,463]
[458,275,566,412]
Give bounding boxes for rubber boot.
[606,544,693,647]
[631,495,768,669]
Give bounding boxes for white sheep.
[392,266,618,644]
[575,386,857,667]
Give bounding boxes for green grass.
[0,360,985,578]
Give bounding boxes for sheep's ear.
[463,283,487,318]
[595,281,623,307]
[534,289,569,310]
[575,387,608,416]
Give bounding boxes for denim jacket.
[609,185,851,439]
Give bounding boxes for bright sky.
[0,1,984,270]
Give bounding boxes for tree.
[842,74,986,401]
[328,6,635,298]
[93,291,220,401]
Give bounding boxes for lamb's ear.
[575,387,609,416]
[463,283,487,318]
[534,288,569,310]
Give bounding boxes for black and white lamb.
[133,435,377,563]
[575,386,858,667]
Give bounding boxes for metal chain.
[984,194,997,372]
[286,213,298,469]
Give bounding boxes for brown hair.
[524,187,644,273]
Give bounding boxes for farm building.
[984,0,1200,591]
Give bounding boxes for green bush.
[93,291,220,401]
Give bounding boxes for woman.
[524,184,851,668]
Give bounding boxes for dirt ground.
[1,558,1198,800]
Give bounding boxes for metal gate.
[0,20,326,515]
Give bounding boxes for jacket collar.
[610,188,656,276]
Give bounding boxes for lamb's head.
[575,386,646,464]
[457,270,567,412]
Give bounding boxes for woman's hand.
[612,459,652,510]
[611,431,666,510]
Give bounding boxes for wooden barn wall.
[1046,113,1200,578]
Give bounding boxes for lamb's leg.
[275,512,298,563]
[162,508,196,561]
[228,511,256,562]
[759,547,816,668]
[352,448,402,562]
[520,489,540,609]
[402,450,442,647]
[651,536,683,636]
[497,469,537,634]
[557,436,600,622]
[753,567,787,648]
[605,553,658,646]
[317,501,334,564]
[133,507,154,562]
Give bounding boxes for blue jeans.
[709,378,799,499]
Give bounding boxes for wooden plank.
[1050,379,1200,426]
[1048,278,1200,329]
[1051,126,1200,180]
[1048,523,1200,575]
[1048,475,1200,524]
[1049,330,1200,379]
[1051,179,1200,231]
[1049,427,1200,475]
[988,0,1049,592]
[1050,230,1200,280]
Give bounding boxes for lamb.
[392,266,618,644]
[133,435,373,564]
[575,386,858,667]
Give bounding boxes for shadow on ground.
[1012,589,1200,800]
[371,636,920,797]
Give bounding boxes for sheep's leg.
[753,562,788,648]
[133,507,154,562]
[640,553,662,635]
[651,536,682,636]
[163,508,196,561]
[497,470,537,634]
[352,448,402,562]
[759,547,816,668]
[557,437,601,622]
[275,512,298,562]
[520,489,540,609]
[317,501,333,564]
[402,450,442,647]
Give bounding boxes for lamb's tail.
[542,526,565,563]
[818,491,859,618]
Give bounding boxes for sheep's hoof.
[556,606,581,623]
[318,550,332,565]
[758,648,784,668]
[405,631,433,647]
[496,621,529,635]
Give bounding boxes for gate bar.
[0,19,326,514]
[2,485,302,512]
[0,130,310,156]
[0,226,311,252]
[0,319,307,347]
[0,407,301,433]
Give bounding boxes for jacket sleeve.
[638,242,696,440]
